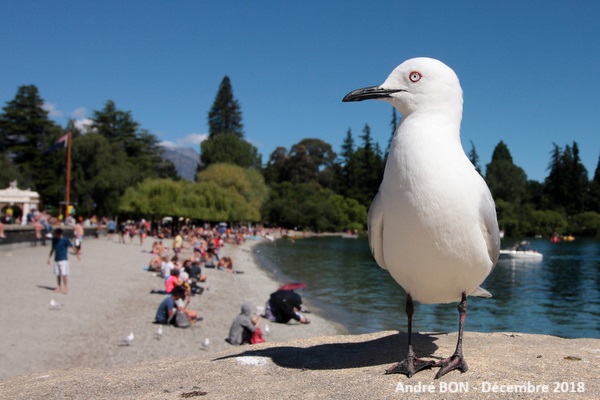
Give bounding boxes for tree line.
[1,79,600,236]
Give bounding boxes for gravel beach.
[0,235,347,381]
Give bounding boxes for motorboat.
[499,241,543,260]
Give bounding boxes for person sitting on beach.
[204,250,217,269]
[265,290,310,324]
[164,268,182,294]
[188,261,207,282]
[227,302,264,345]
[217,256,234,272]
[155,286,186,325]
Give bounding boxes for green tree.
[355,124,384,207]
[0,152,24,188]
[544,142,589,214]
[207,76,243,139]
[261,181,367,231]
[70,133,131,216]
[196,163,268,214]
[0,85,65,204]
[91,101,178,182]
[485,141,527,204]
[339,128,360,199]
[201,77,261,170]
[120,178,258,222]
[468,141,481,175]
[386,107,399,159]
[589,154,600,212]
[263,146,288,184]
[200,132,261,169]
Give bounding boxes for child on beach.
[47,228,79,294]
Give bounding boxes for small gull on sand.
[343,57,499,379]
[49,298,61,310]
[120,332,135,346]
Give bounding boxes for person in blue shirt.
[47,228,75,294]
[155,286,186,325]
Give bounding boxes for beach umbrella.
[277,282,306,291]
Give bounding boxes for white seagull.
[343,57,499,379]
[121,332,135,346]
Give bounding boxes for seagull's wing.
[480,185,500,269]
[469,179,500,300]
[368,191,387,270]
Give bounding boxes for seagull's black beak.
[342,86,405,102]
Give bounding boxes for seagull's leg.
[434,292,469,379]
[385,294,434,377]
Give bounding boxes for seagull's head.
[343,57,463,117]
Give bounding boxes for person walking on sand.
[47,228,78,294]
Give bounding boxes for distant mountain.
[160,146,200,181]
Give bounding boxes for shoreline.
[0,235,347,381]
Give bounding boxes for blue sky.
[1,1,599,182]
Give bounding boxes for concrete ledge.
[1,331,598,399]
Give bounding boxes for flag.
[45,134,68,153]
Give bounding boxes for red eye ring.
[409,71,422,82]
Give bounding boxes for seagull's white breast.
[378,115,496,303]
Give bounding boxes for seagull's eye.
[409,71,422,83]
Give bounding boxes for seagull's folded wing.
[368,191,387,270]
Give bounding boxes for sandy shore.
[0,235,347,381]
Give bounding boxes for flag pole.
[65,129,72,219]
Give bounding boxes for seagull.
[343,57,499,379]
[49,298,61,310]
[156,325,163,340]
[121,332,135,346]
[202,337,210,350]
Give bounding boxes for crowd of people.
[137,222,311,346]
[1,209,312,346]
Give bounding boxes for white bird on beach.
[202,337,210,350]
[49,298,61,310]
[121,332,135,346]
[343,57,499,379]
[156,325,163,339]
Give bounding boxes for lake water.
[254,236,600,339]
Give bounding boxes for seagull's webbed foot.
[434,353,468,379]
[385,354,435,378]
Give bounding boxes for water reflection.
[254,236,600,338]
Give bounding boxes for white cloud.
[42,102,63,117]
[70,107,87,119]
[73,118,94,133]
[160,133,208,149]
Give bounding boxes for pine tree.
[468,140,481,175]
[544,142,589,214]
[485,141,527,203]
[207,76,244,139]
[0,85,64,203]
[386,107,399,159]
[589,154,600,212]
[201,77,260,170]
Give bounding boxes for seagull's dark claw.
[385,356,435,378]
[434,354,468,379]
